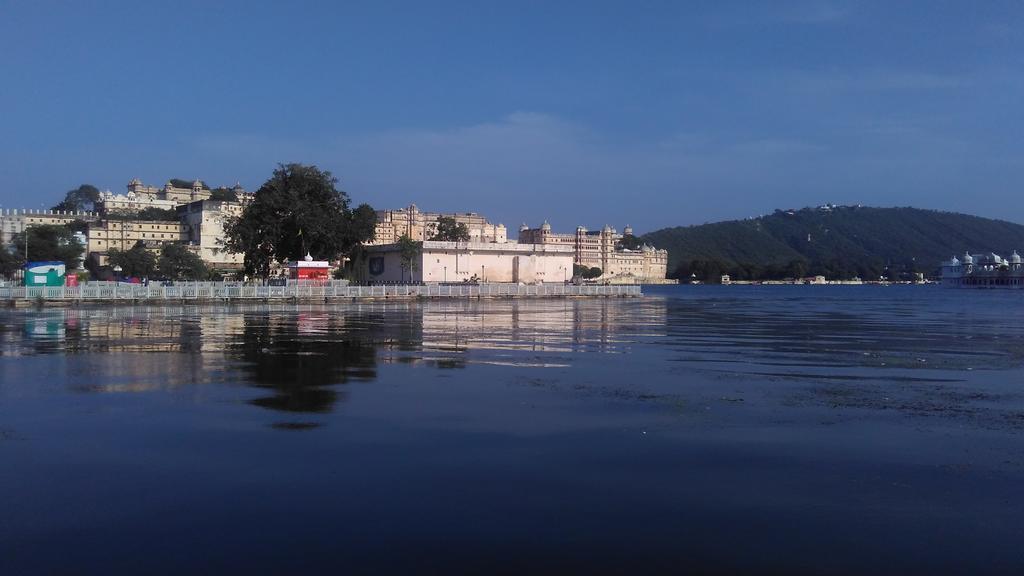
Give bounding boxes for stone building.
[127,178,213,204]
[371,204,507,245]
[178,199,245,272]
[1,209,99,246]
[86,219,188,266]
[97,190,180,215]
[518,222,668,283]
[98,179,251,215]
[360,240,574,284]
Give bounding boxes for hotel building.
[517,222,668,283]
[371,204,507,245]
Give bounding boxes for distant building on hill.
[97,179,251,214]
[370,204,507,245]
[517,222,668,284]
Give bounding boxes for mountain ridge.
[640,206,1024,281]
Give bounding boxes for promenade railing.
[0,282,642,301]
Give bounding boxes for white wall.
[364,242,574,284]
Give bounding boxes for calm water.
[2,285,1023,575]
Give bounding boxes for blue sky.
[1,1,1021,232]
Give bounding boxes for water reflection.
[5,288,1022,418]
[0,299,669,415]
[227,311,379,413]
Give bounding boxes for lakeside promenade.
[1,282,641,304]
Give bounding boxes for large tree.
[108,241,156,278]
[430,216,471,242]
[225,164,376,278]
[157,243,209,280]
[12,224,84,269]
[52,184,101,213]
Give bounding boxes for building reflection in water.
[0,299,668,414]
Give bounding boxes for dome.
[1011,251,1021,264]
[602,224,612,233]
[962,252,974,264]
[519,223,529,232]
[540,220,551,232]
[623,225,633,236]
[304,252,313,262]
[949,256,960,265]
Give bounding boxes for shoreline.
[2,283,643,307]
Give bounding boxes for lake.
[2,285,1022,574]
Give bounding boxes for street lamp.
[481,264,485,283]
[113,265,122,283]
[444,266,447,283]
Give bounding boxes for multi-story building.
[1,208,99,246]
[127,178,213,204]
[86,219,188,266]
[518,222,668,283]
[97,190,180,215]
[371,204,507,245]
[99,179,252,214]
[178,200,245,271]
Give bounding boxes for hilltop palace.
[3,185,670,284]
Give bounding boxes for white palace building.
[941,251,1024,288]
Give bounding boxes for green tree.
[573,265,604,279]
[784,259,808,279]
[137,207,179,221]
[65,219,89,234]
[430,216,471,242]
[12,224,84,269]
[52,184,100,212]
[157,243,209,280]
[616,234,642,251]
[108,241,157,278]
[396,234,421,283]
[209,187,239,202]
[0,243,24,277]
[225,164,376,278]
[349,203,378,244]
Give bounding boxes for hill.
[640,206,1024,282]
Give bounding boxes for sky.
[1,0,1022,233]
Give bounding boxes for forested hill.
[640,206,1024,281]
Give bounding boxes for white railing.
[0,282,641,301]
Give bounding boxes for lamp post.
[481,264,485,283]
[113,265,123,283]
[444,266,447,283]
